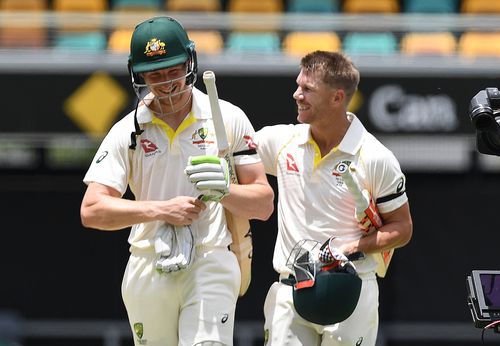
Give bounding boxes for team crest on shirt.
[332,160,352,186]
[133,322,147,344]
[140,139,161,157]
[191,127,215,149]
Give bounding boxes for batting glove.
[318,237,349,267]
[185,155,230,202]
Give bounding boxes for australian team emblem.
[144,38,166,57]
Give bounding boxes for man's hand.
[185,155,230,202]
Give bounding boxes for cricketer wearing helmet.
[80,16,274,346]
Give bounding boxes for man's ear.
[332,89,345,106]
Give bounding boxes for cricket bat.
[336,162,393,278]
[203,70,253,296]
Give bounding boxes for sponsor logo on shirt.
[95,151,108,163]
[244,135,257,149]
[140,139,161,157]
[286,153,299,173]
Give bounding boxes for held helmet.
[286,240,362,325]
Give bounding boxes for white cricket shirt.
[84,87,260,250]
[256,113,408,275]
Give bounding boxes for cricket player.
[255,51,413,345]
[80,16,274,346]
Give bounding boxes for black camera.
[467,270,500,330]
[469,87,500,156]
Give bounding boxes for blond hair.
[300,51,360,103]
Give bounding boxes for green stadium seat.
[404,0,458,13]
[287,0,339,13]
[111,0,162,11]
[343,32,398,55]
[54,31,107,51]
[226,32,281,53]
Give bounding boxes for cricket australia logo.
[144,38,166,57]
[191,127,215,149]
[133,322,147,345]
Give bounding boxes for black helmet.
[286,240,362,325]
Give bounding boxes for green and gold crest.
[134,322,144,339]
[197,127,209,140]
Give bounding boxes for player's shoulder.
[194,87,245,119]
[361,132,402,167]
[258,123,304,137]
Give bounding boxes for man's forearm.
[221,183,274,221]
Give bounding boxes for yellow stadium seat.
[187,31,224,54]
[461,0,500,13]
[401,32,457,56]
[283,32,341,56]
[53,0,107,12]
[167,0,221,12]
[108,29,133,53]
[343,0,399,13]
[228,0,283,12]
[53,0,107,31]
[0,0,47,11]
[458,32,500,57]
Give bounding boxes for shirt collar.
[337,113,366,155]
[135,87,210,124]
[296,113,366,155]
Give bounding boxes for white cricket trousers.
[122,246,240,346]
[263,273,379,346]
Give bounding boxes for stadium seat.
[401,32,456,55]
[187,31,224,54]
[287,0,339,13]
[54,31,107,51]
[0,0,47,11]
[111,0,162,11]
[226,32,280,53]
[343,0,399,13]
[458,32,500,57]
[108,29,133,52]
[228,0,283,12]
[283,32,340,56]
[0,27,47,48]
[53,0,107,12]
[0,0,47,48]
[166,0,221,12]
[461,0,500,14]
[403,0,458,13]
[343,32,398,55]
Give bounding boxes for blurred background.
[1,0,500,345]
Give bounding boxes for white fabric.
[122,247,239,346]
[83,87,260,250]
[255,113,408,276]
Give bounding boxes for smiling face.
[293,69,342,126]
[140,63,193,114]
